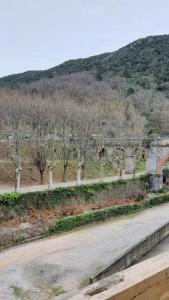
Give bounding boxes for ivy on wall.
[0,176,147,208]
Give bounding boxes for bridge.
[102,136,169,192]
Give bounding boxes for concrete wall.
[72,253,169,300]
[91,221,169,283]
[146,139,169,174]
[149,174,163,192]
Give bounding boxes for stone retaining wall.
[0,222,48,249]
[0,177,147,222]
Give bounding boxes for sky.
[1,0,169,77]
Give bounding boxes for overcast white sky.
[1,0,169,77]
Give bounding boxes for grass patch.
[10,285,24,299]
[10,285,32,300]
[50,286,65,297]
[36,281,65,299]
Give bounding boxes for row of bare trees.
[0,89,147,191]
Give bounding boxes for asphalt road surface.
[1,202,169,299]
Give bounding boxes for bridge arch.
[156,153,169,174]
[146,138,169,191]
[147,138,169,175]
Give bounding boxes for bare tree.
[71,104,96,184]
[0,92,28,191]
[55,96,74,182]
[0,87,148,190]
[29,98,53,185]
[10,131,23,192]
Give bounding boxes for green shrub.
[48,192,169,235]
[48,203,141,234]
[0,176,147,209]
[127,87,135,96]
[0,192,22,206]
[143,193,169,208]
[158,188,168,194]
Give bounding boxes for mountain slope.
[1,35,169,87]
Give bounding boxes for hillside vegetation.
[1,35,169,137]
[1,35,169,86]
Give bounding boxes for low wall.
[0,202,142,249]
[0,222,48,249]
[0,176,147,222]
[1,190,169,250]
[71,253,169,299]
[91,219,169,283]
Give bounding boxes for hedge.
[48,192,169,234]
[143,193,169,208]
[48,203,141,234]
[0,176,147,208]
[0,192,22,206]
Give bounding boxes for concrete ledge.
[71,252,169,299]
[90,220,169,283]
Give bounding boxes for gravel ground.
[1,202,169,299]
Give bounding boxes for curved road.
[1,202,169,299]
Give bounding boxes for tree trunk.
[48,168,53,190]
[77,162,82,185]
[100,163,104,182]
[119,167,123,178]
[40,171,44,185]
[132,165,136,179]
[81,163,85,180]
[62,164,67,182]
[15,168,21,192]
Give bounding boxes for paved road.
[1,202,169,299]
[0,172,145,194]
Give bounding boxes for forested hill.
[1,35,169,87]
